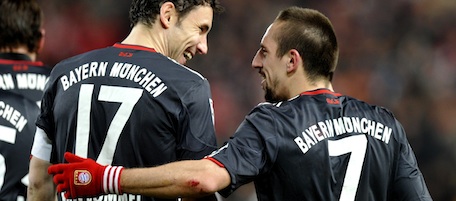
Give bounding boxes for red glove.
[48,152,124,199]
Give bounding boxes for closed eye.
[200,25,209,33]
[260,46,267,56]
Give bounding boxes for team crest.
[74,170,92,185]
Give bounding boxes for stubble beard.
[264,80,286,103]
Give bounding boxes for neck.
[0,46,36,61]
[289,79,333,99]
[122,24,167,56]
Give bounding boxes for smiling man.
[49,6,432,201]
[28,1,223,201]
[49,7,432,201]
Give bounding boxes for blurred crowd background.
[37,0,456,200]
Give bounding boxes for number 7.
[328,135,367,201]
[75,84,143,165]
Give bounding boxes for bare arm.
[28,156,56,201]
[121,159,231,198]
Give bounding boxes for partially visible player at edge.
[48,6,433,201]
[29,0,223,201]
[0,0,51,200]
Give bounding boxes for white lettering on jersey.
[60,62,168,98]
[16,73,48,90]
[60,62,108,90]
[0,74,14,90]
[60,192,142,201]
[0,73,47,90]
[0,101,27,133]
[110,62,167,97]
[295,117,392,154]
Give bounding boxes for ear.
[37,29,45,53]
[159,2,176,29]
[286,49,301,73]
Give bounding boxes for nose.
[251,50,262,69]
[197,36,208,55]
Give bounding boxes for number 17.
[75,84,143,165]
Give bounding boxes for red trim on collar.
[300,89,341,97]
[113,43,156,53]
[0,59,44,66]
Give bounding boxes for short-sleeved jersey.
[0,91,41,200]
[0,53,51,104]
[36,43,217,201]
[209,89,432,201]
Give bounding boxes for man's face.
[252,23,289,102]
[167,6,213,65]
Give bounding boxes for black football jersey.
[0,53,51,104]
[0,91,41,200]
[0,53,50,200]
[210,89,432,201]
[36,43,217,201]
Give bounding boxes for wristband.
[103,166,124,194]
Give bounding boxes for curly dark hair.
[129,0,224,27]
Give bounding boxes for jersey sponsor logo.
[118,52,133,58]
[0,101,28,132]
[59,61,168,98]
[294,117,392,154]
[0,73,48,90]
[74,170,92,185]
[60,192,142,201]
[13,64,29,71]
[326,97,340,104]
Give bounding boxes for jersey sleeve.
[30,127,52,161]
[35,72,57,140]
[209,105,279,197]
[391,120,432,201]
[177,78,217,160]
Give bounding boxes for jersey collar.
[113,43,156,53]
[0,53,44,66]
[300,88,341,97]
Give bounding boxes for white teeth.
[184,52,193,60]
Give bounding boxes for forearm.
[120,160,230,198]
[28,157,56,201]
[48,153,230,199]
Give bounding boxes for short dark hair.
[129,0,224,27]
[0,0,43,53]
[274,7,339,81]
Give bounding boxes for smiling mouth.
[259,70,265,79]
[259,71,266,87]
[184,51,193,60]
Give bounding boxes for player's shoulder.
[248,101,290,117]
[50,48,103,74]
[349,96,396,116]
[341,95,401,129]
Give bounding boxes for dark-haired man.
[49,6,432,201]
[0,0,51,200]
[29,1,223,201]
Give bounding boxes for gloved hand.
[48,152,124,199]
